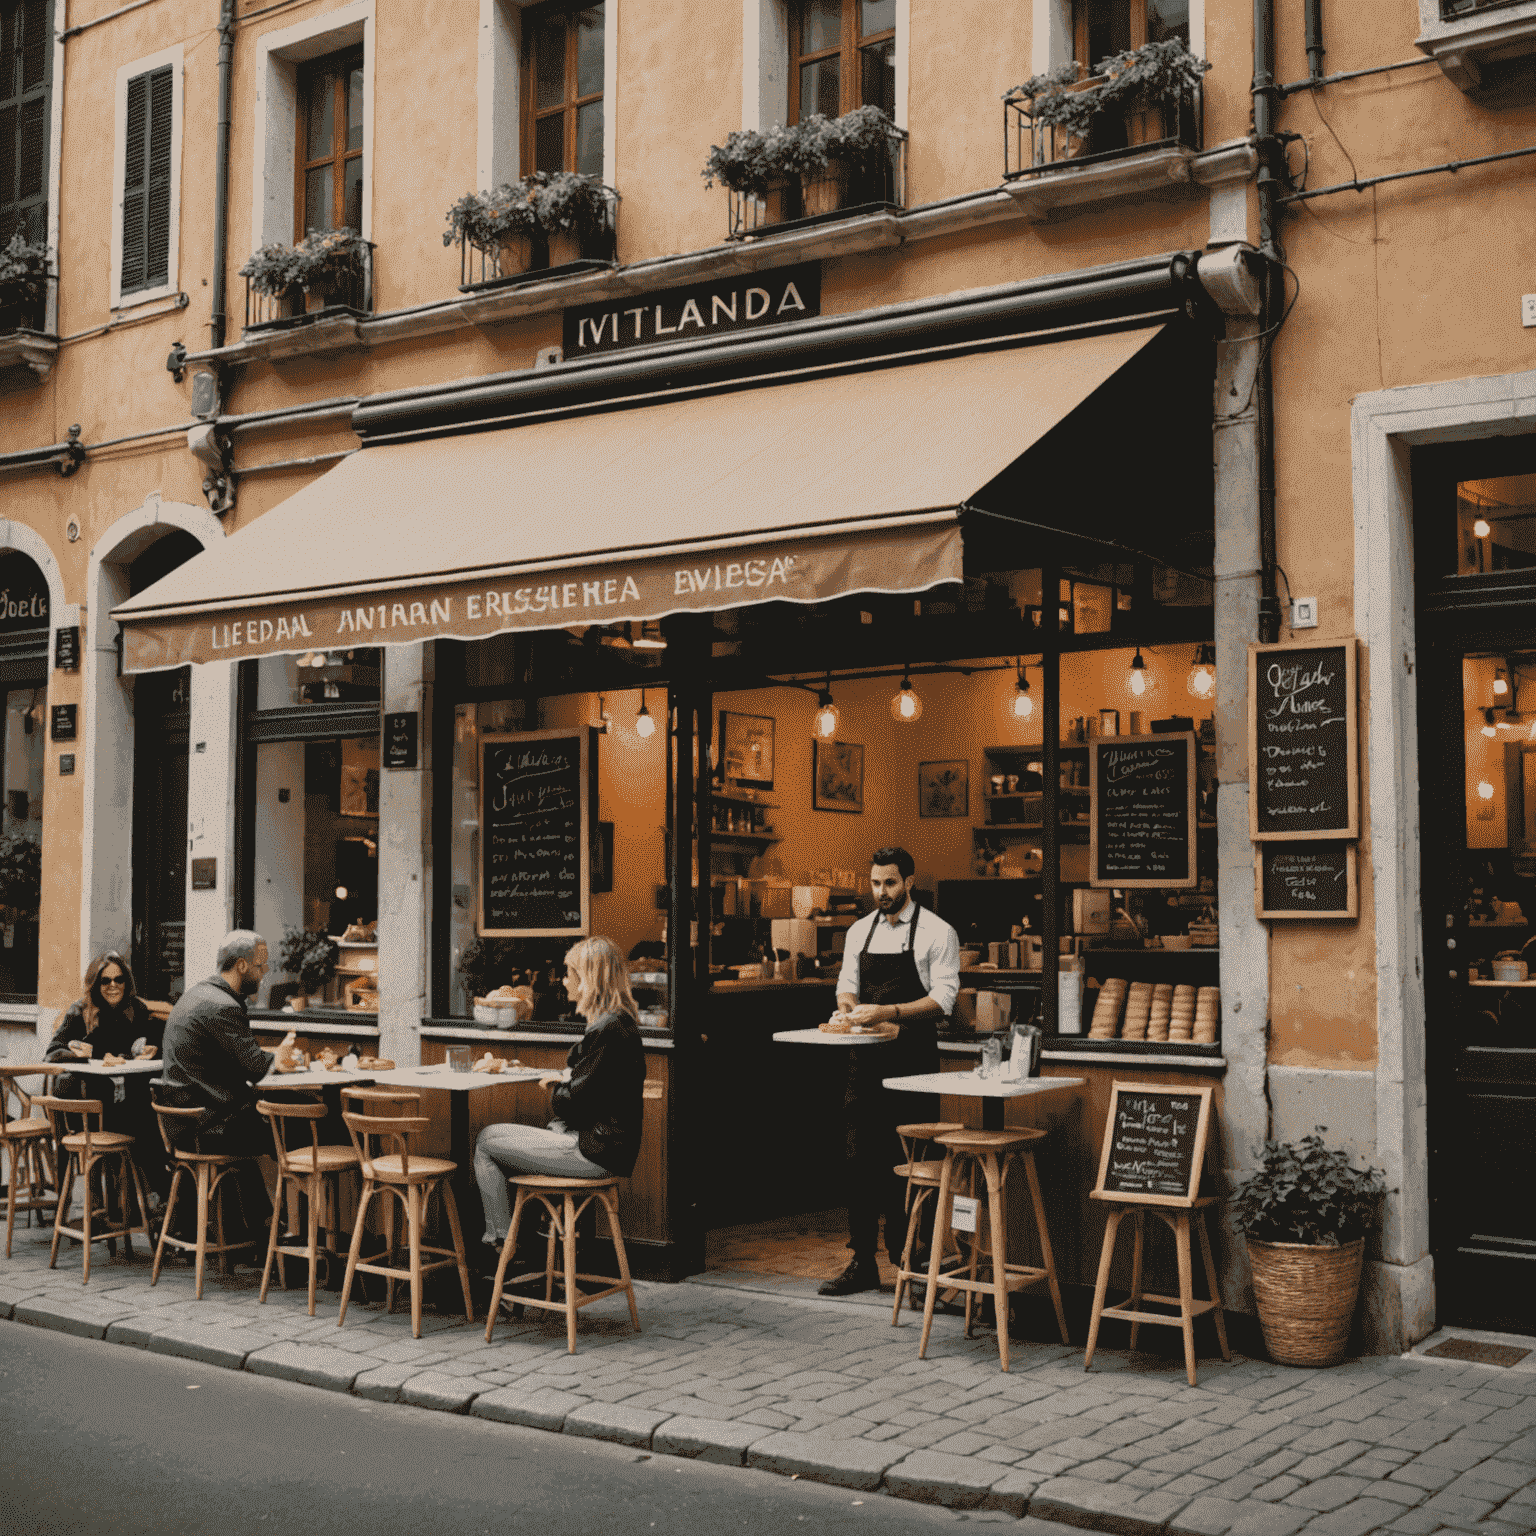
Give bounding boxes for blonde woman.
[472,936,646,1257]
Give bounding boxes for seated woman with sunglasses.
[44,952,169,1198]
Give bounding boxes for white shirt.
[836,900,961,1015]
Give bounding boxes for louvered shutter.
[119,62,172,295]
[0,0,52,247]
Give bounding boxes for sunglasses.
[99,973,127,986]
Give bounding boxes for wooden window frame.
[294,47,363,236]
[520,1,604,177]
[1073,1,1191,69]
[0,0,53,248]
[788,0,895,125]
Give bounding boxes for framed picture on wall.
[919,760,968,818]
[813,739,864,813]
[720,711,775,789]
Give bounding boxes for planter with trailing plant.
[1231,1133,1387,1367]
[0,235,50,333]
[239,227,370,318]
[278,926,339,1010]
[1006,38,1210,165]
[531,171,616,267]
[443,184,543,280]
[444,174,615,285]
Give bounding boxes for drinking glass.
[446,1045,472,1073]
[978,1037,1001,1079]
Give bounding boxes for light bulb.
[1478,781,1495,800]
[1186,644,1216,700]
[1011,686,1033,720]
[1128,650,1149,696]
[1483,722,1498,738]
[1474,518,1492,538]
[814,700,840,738]
[635,693,656,738]
[1494,674,1509,696]
[890,674,922,721]
[335,885,349,899]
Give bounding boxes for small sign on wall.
[54,625,80,670]
[191,858,217,891]
[50,704,76,741]
[383,711,418,769]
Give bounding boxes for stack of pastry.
[1147,983,1174,1041]
[1089,978,1127,1038]
[1168,985,1198,1042]
[1195,987,1220,1044]
[1120,982,1154,1041]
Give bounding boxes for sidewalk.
[2,1221,1533,1536]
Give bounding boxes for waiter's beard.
[875,893,902,913]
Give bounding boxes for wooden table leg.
[1084,1206,1122,1372]
[983,1152,1010,1372]
[1128,1208,1146,1352]
[1195,1207,1231,1362]
[1022,1149,1070,1345]
[1174,1211,1197,1387]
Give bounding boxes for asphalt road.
[0,1324,1038,1535]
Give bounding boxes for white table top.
[255,1067,379,1091]
[883,1071,1087,1098]
[58,1057,166,1076]
[773,1027,895,1047]
[371,1064,549,1092]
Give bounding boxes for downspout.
[1305,0,1326,85]
[209,0,236,351]
[1252,0,1281,643]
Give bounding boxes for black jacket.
[45,997,159,1063]
[159,976,274,1130]
[551,1010,645,1177]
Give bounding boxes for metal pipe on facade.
[59,0,159,40]
[1304,0,1325,83]
[1278,140,1536,203]
[1253,0,1281,644]
[1279,54,1435,98]
[209,0,237,352]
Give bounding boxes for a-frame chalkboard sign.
[1092,1081,1215,1207]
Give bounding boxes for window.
[296,48,363,234]
[790,0,895,123]
[0,0,51,246]
[1074,0,1189,67]
[523,2,604,176]
[112,46,181,306]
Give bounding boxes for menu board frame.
[1088,732,1198,890]
[1093,1081,1214,1208]
[1248,638,1359,842]
[1254,840,1358,920]
[477,727,593,939]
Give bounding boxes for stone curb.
[13,1295,140,1340]
[652,1414,765,1466]
[884,1448,1012,1509]
[563,1401,672,1449]
[146,1325,259,1371]
[744,1429,902,1492]
[244,1340,362,1393]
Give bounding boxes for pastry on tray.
[818,1016,898,1039]
[356,1056,395,1071]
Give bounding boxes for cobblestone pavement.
[2,1223,1533,1536]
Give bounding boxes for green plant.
[530,171,613,240]
[702,107,900,195]
[0,234,49,305]
[1006,38,1210,141]
[1231,1133,1387,1247]
[239,227,369,297]
[442,184,540,252]
[0,831,41,913]
[278,926,339,995]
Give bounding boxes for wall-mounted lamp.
[890,669,922,722]
[1474,516,1492,538]
[813,672,840,738]
[635,689,657,738]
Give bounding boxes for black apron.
[844,908,940,1156]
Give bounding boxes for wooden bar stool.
[337,1104,473,1339]
[1084,1193,1230,1387]
[918,1127,1070,1372]
[890,1120,964,1322]
[1,1065,63,1258]
[486,1174,640,1355]
[257,1099,361,1316]
[36,1094,152,1285]
[150,1100,260,1299]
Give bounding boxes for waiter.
[820,846,960,1296]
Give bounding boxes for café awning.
[114,323,1166,673]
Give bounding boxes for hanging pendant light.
[1493,667,1510,698]
[1186,643,1216,700]
[1010,660,1033,720]
[635,689,656,738]
[1474,516,1492,539]
[891,669,923,722]
[813,672,840,739]
[1482,708,1499,738]
[1127,649,1150,697]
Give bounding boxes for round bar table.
[882,1069,1085,1130]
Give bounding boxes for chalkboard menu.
[1249,640,1358,840]
[479,728,594,937]
[1088,733,1197,890]
[1094,1082,1214,1206]
[383,711,417,770]
[1255,840,1357,920]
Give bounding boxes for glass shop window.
[0,685,43,1001]
[1456,475,1536,575]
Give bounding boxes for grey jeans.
[473,1122,609,1244]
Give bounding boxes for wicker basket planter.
[1247,1236,1364,1367]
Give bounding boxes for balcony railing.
[1005,77,1202,180]
[244,241,374,332]
[726,129,907,240]
[458,194,618,293]
[0,272,54,336]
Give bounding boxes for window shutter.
[0,0,52,246]
[120,62,172,295]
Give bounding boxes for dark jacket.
[45,997,159,1063]
[551,1010,645,1177]
[159,976,274,1131]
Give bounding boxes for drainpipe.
[1252,0,1280,642]
[1305,0,1326,85]
[209,0,236,351]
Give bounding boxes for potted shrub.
[239,227,368,316]
[0,234,50,332]
[1231,1132,1387,1367]
[278,926,340,1010]
[530,171,615,267]
[443,184,542,279]
[796,105,899,216]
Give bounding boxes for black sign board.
[50,704,76,742]
[0,552,49,636]
[562,262,821,358]
[191,858,217,891]
[383,711,418,770]
[53,625,79,671]
[58,753,74,776]
[1249,639,1358,840]
[1088,733,1198,889]
[479,727,593,937]
[1094,1082,1214,1206]
[1255,840,1357,920]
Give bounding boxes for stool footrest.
[1101,1296,1220,1324]
[352,1254,462,1281]
[927,1263,1051,1297]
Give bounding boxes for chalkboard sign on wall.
[1094,1082,1214,1206]
[1249,640,1358,840]
[1255,840,1357,920]
[1088,733,1198,889]
[478,728,594,937]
